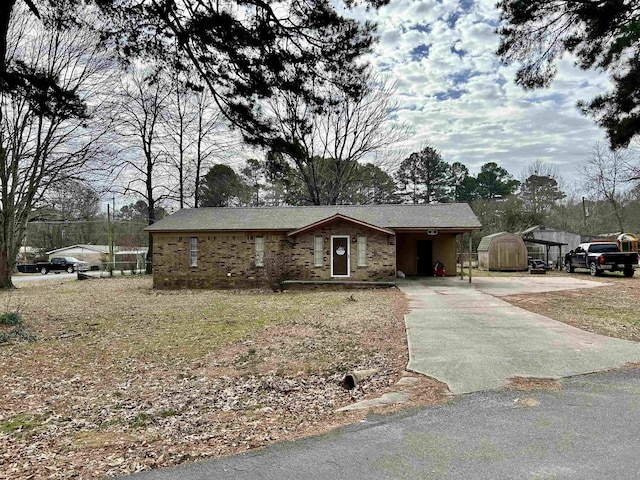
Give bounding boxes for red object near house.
[433,261,446,277]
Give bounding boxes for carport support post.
[559,246,563,270]
[459,234,463,280]
[468,233,472,283]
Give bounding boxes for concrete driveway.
[399,277,640,395]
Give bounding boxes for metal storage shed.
[477,232,528,271]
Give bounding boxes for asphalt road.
[125,369,640,480]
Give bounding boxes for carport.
[395,228,479,282]
[522,238,568,267]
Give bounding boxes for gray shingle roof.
[145,204,481,233]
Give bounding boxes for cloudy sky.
[344,0,612,191]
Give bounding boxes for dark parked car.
[36,257,89,274]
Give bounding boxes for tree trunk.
[0,1,18,81]
[194,113,203,208]
[146,232,153,275]
[0,249,14,289]
[146,197,154,274]
[146,160,155,274]
[0,3,17,289]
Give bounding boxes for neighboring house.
[520,225,581,263]
[46,244,149,270]
[46,244,109,268]
[477,232,528,271]
[144,204,482,289]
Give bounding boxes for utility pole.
[107,204,113,276]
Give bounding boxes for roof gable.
[287,214,395,237]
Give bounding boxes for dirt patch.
[506,376,562,392]
[514,398,540,407]
[504,273,640,342]
[394,374,451,409]
[0,276,429,479]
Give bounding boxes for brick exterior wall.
[152,221,396,289]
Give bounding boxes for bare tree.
[583,143,631,232]
[162,75,239,209]
[163,76,196,209]
[520,160,563,187]
[518,160,566,220]
[190,88,239,208]
[266,72,409,205]
[0,6,116,287]
[115,68,173,274]
[626,140,640,184]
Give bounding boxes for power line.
[27,219,147,225]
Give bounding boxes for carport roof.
[46,244,109,255]
[145,203,482,233]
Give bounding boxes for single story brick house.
[144,203,481,288]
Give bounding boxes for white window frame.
[255,236,264,267]
[189,237,198,267]
[357,235,367,267]
[330,235,350,278]
[314,236,323,267]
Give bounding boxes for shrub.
[0,327,36,344]
[263,251,290,292]
[0,311,22,327]
[0,311,36,344]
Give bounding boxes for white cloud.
[348,0,611,186]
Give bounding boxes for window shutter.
[357,236,367,267]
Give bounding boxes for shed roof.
[477,232,523,251]
[145,204,482,233]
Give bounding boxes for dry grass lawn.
[0,276,447,479]
[3,269,637,478]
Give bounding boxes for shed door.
[332,237,349,277]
